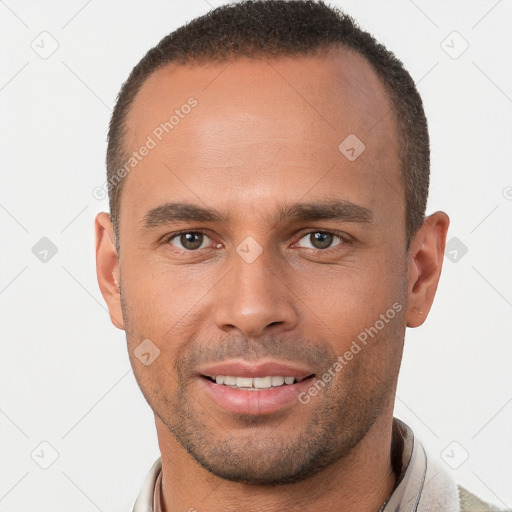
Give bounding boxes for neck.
[155,412,397,512]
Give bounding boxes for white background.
[0,1,511,511]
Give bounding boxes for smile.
[203,375,310,390]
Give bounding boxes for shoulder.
[458,485,509,512]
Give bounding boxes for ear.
[406,211,450,328]
[95,212,124,330]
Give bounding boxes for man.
[95,1,503,510]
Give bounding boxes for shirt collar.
[380,418,460,512]
[131,418,460,512]
[131,457,162,512]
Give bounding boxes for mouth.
[196,360,317,415]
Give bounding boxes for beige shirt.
[131,418,503,512]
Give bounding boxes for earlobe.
[95,212,125,330]
[406,211,450,328]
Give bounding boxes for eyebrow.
[141,200,373,229]
[279,200,373,224]
[142,202,228,228]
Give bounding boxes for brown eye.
[297,232,343,250]
[169,232,207,250]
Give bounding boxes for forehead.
[120,48,402,228]
[126,47,395,143]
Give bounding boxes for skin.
[95,48,449,512]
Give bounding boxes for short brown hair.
[107,0,429,250]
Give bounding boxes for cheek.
[294,254,406,337]
[122,256,206,322]
[331,303,406,397]
[120,261,218,365]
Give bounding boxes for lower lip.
[199,376,315,415]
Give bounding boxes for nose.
[213,244,299,337]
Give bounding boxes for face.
[96,49,446,485]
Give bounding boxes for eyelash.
[162,229,352,253]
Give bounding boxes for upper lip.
[196,360,315,380]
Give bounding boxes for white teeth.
[236,377,253,388]
[253,377,272,389]
[271,376,285,386]
[210,375,298,389]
